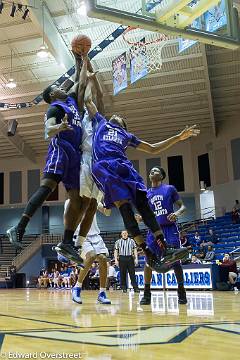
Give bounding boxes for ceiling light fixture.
[37,1,48,59]
[6,49,17,89]
[77,1,87,16]
[10,2,16,17]
[6,78,17,89]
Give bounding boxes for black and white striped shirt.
[114,238,137,256]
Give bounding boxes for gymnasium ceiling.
[0,0,240,163]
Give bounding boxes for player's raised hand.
[178,125,200,141]
[87,71,99,79]
[59,115,73,132]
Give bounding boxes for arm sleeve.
[128,133,141,148]
[93,112,107,125]
[171,186,180,203]
[114,240,119,250]
[46,106,65,124]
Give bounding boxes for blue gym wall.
[19,248,44,281]
[0,208,42,234]
[0,195,196,235]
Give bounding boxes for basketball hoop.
[123,26,169,72]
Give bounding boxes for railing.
[178,216,215,233]
[230,247,240,262]
[12,234,63,271]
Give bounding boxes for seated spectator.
[196,244,206,260]
[180,232,192,249]
[231,207,240,224]
[208,229,218,244]
[89,262,100,289]
[203,245,215,262]
[201,229,218,246]
[191,255,202,264]
[61,265,72,288]
[183,248,193,264]
[38,270,49,288]
[220,253,238,285]
[194,231,201,246]
[107,261,117,289]
[48,268,55,288]
[53,270,60,288]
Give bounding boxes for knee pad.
[28,185,52,207]
[135,190,160,233]
[119,202,141,238]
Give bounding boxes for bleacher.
[186,213,240,260]
[0,235,38,277]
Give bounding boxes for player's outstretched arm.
[84,81,98,118]
[59,54,82,94]
[77,55,88,112]
[87,58,105,115]
[136,125,200,154]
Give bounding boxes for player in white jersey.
[75,60,105,248]
[64,200,111,305]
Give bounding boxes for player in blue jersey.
[85,89,200,273]
[6,55,89,264]
[138,166,187,305]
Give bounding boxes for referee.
[114,230,140,293]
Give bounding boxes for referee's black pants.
[119,255,138,290]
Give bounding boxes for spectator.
[234,200,240,211]
[89,262,100,290]
[38,270,49,288]
[208,229,218,244]
[196,244,206,260]
[48,268,55,288]
[180,232,192,249]
[191,255,202,264]
[203,245,215,262]
[53,270,60,288]
[202,229,218,246]
[62,265,72,288]
[183,248,193,264]
[231,207,240,224]
[194,231,201,246]
[107,261,117,289]
[221,253,238,285]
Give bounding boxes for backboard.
[87,0,240,49]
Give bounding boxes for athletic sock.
[144,283,151,293]
[63,230,74,245]
[75,282,82,288]
[100,288,106,293]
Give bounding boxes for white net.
[123,27,169,73]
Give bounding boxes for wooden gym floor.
[0,289,239,360]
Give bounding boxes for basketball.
[71,34,92,55]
